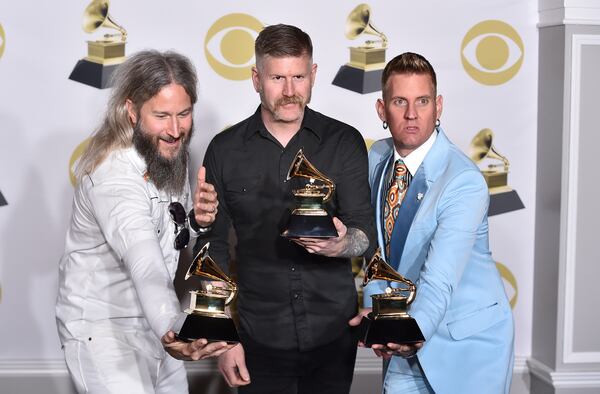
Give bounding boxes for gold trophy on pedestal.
[332,3,388,94]
[69,0,127,89]
[281,149,338,238]
[359,249,424,346]
[469,128,524,216]
[176,243,240,343]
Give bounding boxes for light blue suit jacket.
[364,129,514,393]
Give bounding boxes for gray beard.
[132,122,192,195]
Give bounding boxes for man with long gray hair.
[56,50,231,393]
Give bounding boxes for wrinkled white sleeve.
[87,176,182,339]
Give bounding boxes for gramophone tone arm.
[102,30,127,42]
[203,281,237,305]
[322,182,335,202]
[387,283,417,305]
[224,283,238,305]
[304,177,335,202]
[364,32,388,49]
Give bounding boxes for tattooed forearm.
[338,228,369,258]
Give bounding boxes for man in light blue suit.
[358,52,514,393]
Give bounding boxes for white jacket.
[56,147,192,345]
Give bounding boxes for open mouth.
[159,137,182,155]
[160,136,181,145]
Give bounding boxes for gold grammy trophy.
[469,128,524,216]
[281,149,338,238]
[358,249,424,346]
[332,3,388,94]
[69,0,127,89]
[176,243,240,343]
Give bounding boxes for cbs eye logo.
[461,20,524,86]
[69,138,90,186]
[0,23,6,60]
[204,13,263,81]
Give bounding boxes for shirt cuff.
[187,209,212,234]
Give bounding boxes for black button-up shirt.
[195,106,374,351]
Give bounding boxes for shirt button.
[291,267,296,271]
[293,293,300,299]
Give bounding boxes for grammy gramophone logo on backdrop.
[332,3,387,94]
[469,128,524,216]
[69,0,127,89]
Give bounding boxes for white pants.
[63,329,188,394]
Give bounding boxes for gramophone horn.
[363,249,404,285]
[345,3,388,47]
[286,149,335,202]
[363,248,416,304]
[469,128,509,170]
[82,0,127,41]
[186,243,237,304]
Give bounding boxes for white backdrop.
[0,0,537,367]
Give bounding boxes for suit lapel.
[388,168,428,270]
[370,130,451,268]
[372,150,392,259]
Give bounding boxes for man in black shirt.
[195,24,374,393]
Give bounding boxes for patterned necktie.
[383,159,409,257]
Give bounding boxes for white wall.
[0,1,538,391]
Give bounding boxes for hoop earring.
[435,119,441,128]
[382,121,388,130]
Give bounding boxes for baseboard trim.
[354,354,384,374]
[0,355,534,379]
[528,358,600,388]
[514,355,528,374]
[0,360,70,376]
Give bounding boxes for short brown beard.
[132,121,193,195]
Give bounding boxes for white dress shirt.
[393,128,438,177]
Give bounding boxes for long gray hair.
[75,50,197,179]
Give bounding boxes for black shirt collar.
[244,105,322,143]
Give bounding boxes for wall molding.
[514,355,528,374]
[539,0,600,27]
[0,360,70,377]
[562,33,600,364]
[0,355,384,377]
[528,358,600,388]
[0,355,529,376]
